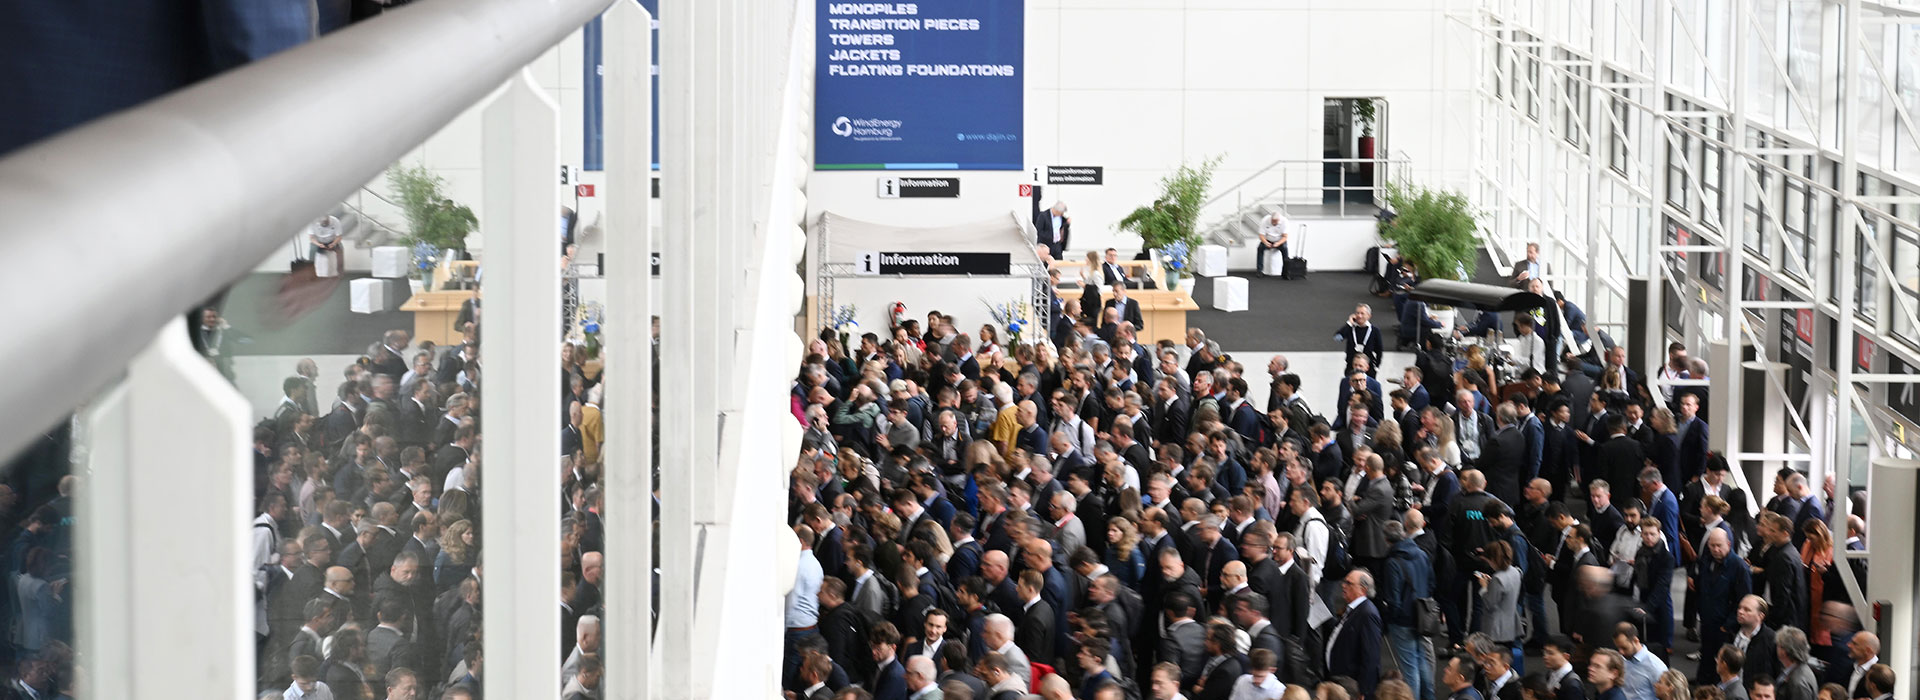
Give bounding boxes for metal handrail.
[0,0,618,459]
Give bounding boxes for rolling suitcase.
[1283,223,1309,279]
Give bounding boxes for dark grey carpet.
[220,271,413,356]
[1186,271,1387,351]
[1186,249,1511,352]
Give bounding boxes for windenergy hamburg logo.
[831,116,853,137]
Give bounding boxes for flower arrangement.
[829,304,859,349]
[1160,240,1192,275]
[412,241,442,287]
[983,298,1034,347]
[579,302,604,359]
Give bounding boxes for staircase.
[1203,199,1290,247]
[1199,151,1412,247]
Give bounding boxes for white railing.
[1201,154,1412,245]
[2,0,803,697]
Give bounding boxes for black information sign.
[857,251,1010,275]
[877,176,962,198]
[1046,166,1104,185]
[1890,356,1920,426]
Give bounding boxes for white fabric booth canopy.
[810,211,1051,343]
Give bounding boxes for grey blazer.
[1779,663,1818,700]
[1477,567,1523,642]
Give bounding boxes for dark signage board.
[1890,356,1920,426]
[877,176,961,198]
[1046,166,1104,185]
[856,251,1010,275]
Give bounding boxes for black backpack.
[1280,630,1323,687]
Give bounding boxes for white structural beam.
[1714,0,1752,465]
[479,71,563,700]
[1832,0,1871,621]
[79,319,252,700]
[656,0,700,696]
[1867,458,1918,700]
[603,1,655,696]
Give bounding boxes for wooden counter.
[399,289,473,346]
[1048,259,1198,344]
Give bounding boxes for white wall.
[806,0,1475,256]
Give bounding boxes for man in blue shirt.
[1639,467,1682,559]
[1613,622,1668,700]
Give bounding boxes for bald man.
[1215,560,1251,615]
[979,550,1022,622]
[1834,632,1881,698]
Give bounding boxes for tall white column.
[1715,0,1752,466]
[657,0,700,696]
[1866,458,1918,700]
[603,1,655,696]
[79,318,252,700]
[479,70,563,700]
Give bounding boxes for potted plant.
[1356,99,1378,159]
[1117,155,1222,292]
[1380,182,1479,330]
[387,164,478,289]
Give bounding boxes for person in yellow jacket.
[580,385,605,466]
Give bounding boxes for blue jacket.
[1380,539,1433,627]
[1648,487,1681,558]
[1694,551,1752,634]
[1521,414,1545,483]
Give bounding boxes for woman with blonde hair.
[436,519,476,590]
[1103,517,1146,586]
[1432,411,1461,467]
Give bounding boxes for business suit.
[1481,425,1527,507]
[1778,663,1818,700]
[1195,654,1246,700]
[1105,296,1145,330]
[870,657,909,700]
[947,539,982,583]
[1334,322,1385,373]
[1326,598,1384,698]
[1553,668,1588,700]
[1160,619,1208,686]
[1034,200,1071,259]
[1015,598,1055,662]
[1594,434,1646,500]
[365,624,412,681]
[1677,418,1710,482]
[1154,396,1192,447]
[1756,543,1808,630]
[1349,477,1395,565]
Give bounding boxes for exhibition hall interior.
[4,0,1920,698]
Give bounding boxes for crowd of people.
[780,257,1885,700]
[246,310,631,700]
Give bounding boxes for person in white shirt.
[1844,633,1881,698]
[1511,242,1546,287]
[1258,212,1293,277]
[1510,314,1547,374]
[1609,500,1645,591]
[1151,661,1191,700]
[286,655,335,700]
[309,215,343,278]
[1229,648,1286,700]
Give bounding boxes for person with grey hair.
[1774,627,1817,700]
[1035,199,1071,260]
[1192,514,1239,605]
[979,614,1031,686]
[1327,569,1383,697]
[1482,402,1527,506]
[903,656,940,699]
[1381,518,1435,700]
[1048,490,1086,558]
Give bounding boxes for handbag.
[1414,597,1444,638]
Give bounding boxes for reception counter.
[399,290,472,346]
[1049,259,1198,344]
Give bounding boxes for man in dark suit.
[1011,570,1054,664]
[395,381,436,449]
[1733,595,1778,688]
[1153,379,1191,448]
[1244,531,1310,640]
[1753,512,1808,630]
[1676,393,1710,482]
[1326,570,1384,698]
[1105,284,1145,330]
[1482,404,1528,507]
[1187,517,1239,608]
[1159,591,1208,688]
[1334,305,1385,375]
[1034,198,1071,260]
[1100,248,1138,289]
[1594,414,1646,501]
[1192,622,1246,700]
[867,621,910,700]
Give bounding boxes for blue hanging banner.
[814,0,1025,171]
[583,0,660,172]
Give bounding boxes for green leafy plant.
[387,164,478,254]
[1356,99,1378,138]
[1117,155,1223,259]
[1379,182,1479,282]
